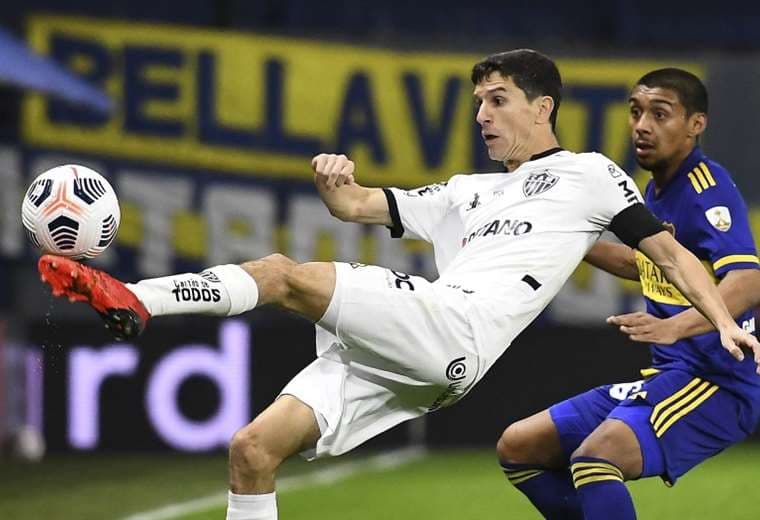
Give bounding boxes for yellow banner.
[23,15,702,187]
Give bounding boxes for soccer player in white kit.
[39,50,760,520]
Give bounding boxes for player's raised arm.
[636,229,760,369]
[584,240,639,281]
[312,153,391,226]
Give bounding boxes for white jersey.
[387,149,644,369]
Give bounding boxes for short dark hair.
[634,68,708,116]
[471,49,562,129]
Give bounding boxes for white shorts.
[280,262,481,459]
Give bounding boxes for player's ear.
[688,112,707,138]
[536,95,554,125]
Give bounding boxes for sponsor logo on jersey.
[466,192,481,211]
[635,251,717,306]
[705,206,732,232]
[404,182,447,197]
[445,283,475,294]
[461,218,533,246]
[523,170,558,197]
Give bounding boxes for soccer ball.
[21,165,120,259]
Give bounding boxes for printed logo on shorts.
[445,357,467,381]
[428,357,469,412]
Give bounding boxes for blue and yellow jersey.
[636,146,760,402]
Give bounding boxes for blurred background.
[1,1,759,519]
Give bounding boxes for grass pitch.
[1,444,758,519]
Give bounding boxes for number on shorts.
[609,381,644,401]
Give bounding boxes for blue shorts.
[549,369,753,485]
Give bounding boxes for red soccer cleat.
[38,254,150,340]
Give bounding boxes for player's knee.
[229,422,282,477]
[571,428,616,461]
[239,254,299,305]
[496,422,534,464]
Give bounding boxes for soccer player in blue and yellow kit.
[496,68,760,519]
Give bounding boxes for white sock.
[127,265,259,317]
[226,491,278,520]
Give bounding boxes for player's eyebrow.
[474,86,508,100]
[628,96,674,108]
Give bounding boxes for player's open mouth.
[635,141,655,155]
[483,134,498,142]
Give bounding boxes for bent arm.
[665,269,760,339]
[312,153,392,226]
[637,230,736,332]
[584,241,639,281]
[316,180,392,226]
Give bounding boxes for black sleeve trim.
[608,203,665,248]
[382,188,405,238]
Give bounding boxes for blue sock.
[501,462,583,519]
[570,456,636,520]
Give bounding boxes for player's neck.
[651,145,696,192]
[503,135,560,172]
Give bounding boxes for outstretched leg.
[38,253,336,339]
[227,395,321,520]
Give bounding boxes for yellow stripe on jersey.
[636,251,717,306]
[650,378,720,438]
[687,171,703,193]
[713,254,760,271]
[692,167,710,190]
[698,162,717,186]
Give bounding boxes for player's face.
[474,74,543,164]
[629,85,705,172]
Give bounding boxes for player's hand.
[607,312,679,345]
[311,153,356,191]
[718,324,760,374]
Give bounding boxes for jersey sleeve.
[688,172,759,278]
[383,179,454,242]
[587,158,663,247]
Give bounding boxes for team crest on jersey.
[705,206,732,232]
[523,170,559,197]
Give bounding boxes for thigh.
[246,394,321,460]
[574,417,644,479]
[320,262,479,394]
[549,380,644,460]
[609,370,750,485]
[280,356,428,460]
